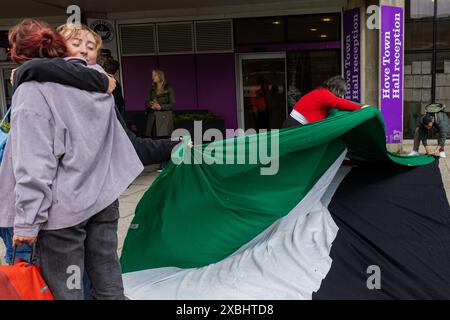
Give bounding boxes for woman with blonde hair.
[56,23,103,64]
[145,69,175,139]
[145,69,175,171]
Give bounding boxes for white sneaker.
[439,151,446,158]
[407,150,420,156]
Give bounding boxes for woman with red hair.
[0,19,143,299]
[0,20,116,268]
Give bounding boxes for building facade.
[0,0,449,149]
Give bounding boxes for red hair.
[8,18,67,64]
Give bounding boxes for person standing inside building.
[408,103,449,158]
[145,69,175,171]
[98,50,125,116]
[282,75,369,128]
[250,76,271,131]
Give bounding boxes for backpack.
[0,108,11,164]
[423,103,450,134]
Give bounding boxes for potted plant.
[173,111,224,140]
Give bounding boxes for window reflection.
[437,21,450,48]
[287,14,341,42]
[407,0,435,19]
[405,21,433,50]
[234,13,341,45]
[286,50,340,110]
[0,31,9,61]
[1,67,15,116]
[435,52,450,111]
[241,58,287,130]
[234,18,285,45]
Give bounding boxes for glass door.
[237,53,287,131]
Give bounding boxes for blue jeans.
[0,227,33,265]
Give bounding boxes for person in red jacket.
[282,76,369,128]
[249,77,271,131]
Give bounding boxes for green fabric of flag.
[120,108,433,273]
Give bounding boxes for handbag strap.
[12,242,36,265]
[1,108,11,127]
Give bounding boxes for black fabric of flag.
[314,160,450,299]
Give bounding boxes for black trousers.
[37,201,124,300]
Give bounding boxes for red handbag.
[0,245,54,300]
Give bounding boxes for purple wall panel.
[157,55,197,110]
[121,56,156,111]
[196,54,237,130]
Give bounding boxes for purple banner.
[343,7,361,102]
[380,5,404,144]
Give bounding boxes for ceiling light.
[310,28,318,32]
[272,20,281,25]
[320,34,328,38]
[322,17,332,22]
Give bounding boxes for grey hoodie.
[0,69,143,237]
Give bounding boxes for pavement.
[1,150,449,265]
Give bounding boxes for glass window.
[406,0,435,19]
[234,17,285,45]
[286,14,341,42]
[403,53,433,139]
[437,0,450,18]
[435,52,450,111]
[0,31,8,48]
[405,21,434,50]
[436,20,450,49]
[286,50,340,110]
[436,51,450,73]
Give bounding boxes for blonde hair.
[56,23,103,53]
[152,69,167,94]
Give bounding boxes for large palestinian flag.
[120,108,450,299]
